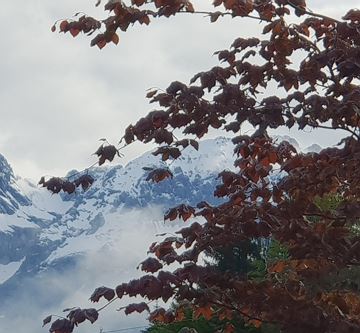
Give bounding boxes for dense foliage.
[43,1,360,333]
[146,239,282,333]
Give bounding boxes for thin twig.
[49,314,68,320]
[315,124,360,141]
[66,161,99,180]
[97,297,119,312]
[287,1,341,24]
[210,300,279,325]
[303,212,345,221]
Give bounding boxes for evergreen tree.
[147,240,280,333]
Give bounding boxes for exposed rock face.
[0,154,30,215]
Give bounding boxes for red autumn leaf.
[124,302,149,315]
[193,305,213,320]
[97,39,106,49]
[343,9,360,22]
[223,323,235,333]
[95,144,120,165]
[42,315,52,327]
[149,308,166,323]
[164,208,178,221]
[146,168,173,183]
[139,15,150,25]
[62,181,76,194]
[175,308,185,321]
[189,139,199,151]
[132,0,146,6]
[281,155,302,172]
[138,257,163,273]
[268,151,278,163]
[146,90,158,98]
[90,287,115,302]
[70,28,80,37]
[112,33,120,45]
[210,11,222,22]
[74,174,94,191]
[49,319,74,333]
[269,261,287,274]
[59,20,69,32]
[249,319,262,328]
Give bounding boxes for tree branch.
[97,297,119,312]
[303,212,345,221]
[209,300,280,325]
[315,124,360,141]
[287,1,341,24]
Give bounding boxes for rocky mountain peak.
[0,154,30,215]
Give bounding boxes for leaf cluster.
[39,174,94,194]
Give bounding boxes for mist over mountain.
[0,136,320,333]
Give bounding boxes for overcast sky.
[0,1,358,180]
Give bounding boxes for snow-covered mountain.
[0,136,320,332]
[0,154,30,216]
[0,137,234,299]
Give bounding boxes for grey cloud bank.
[0,1,358,180]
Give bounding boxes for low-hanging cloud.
[0,206,185,333]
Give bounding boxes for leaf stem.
[97,297,119,312]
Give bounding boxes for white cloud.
[0,206,180,333]
[0,1,357,180]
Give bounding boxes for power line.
[99,317,197,333]
[100,325,149,333]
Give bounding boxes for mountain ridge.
[0,137,232,291]
[0,135,325,333]
[0,136,320,295]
